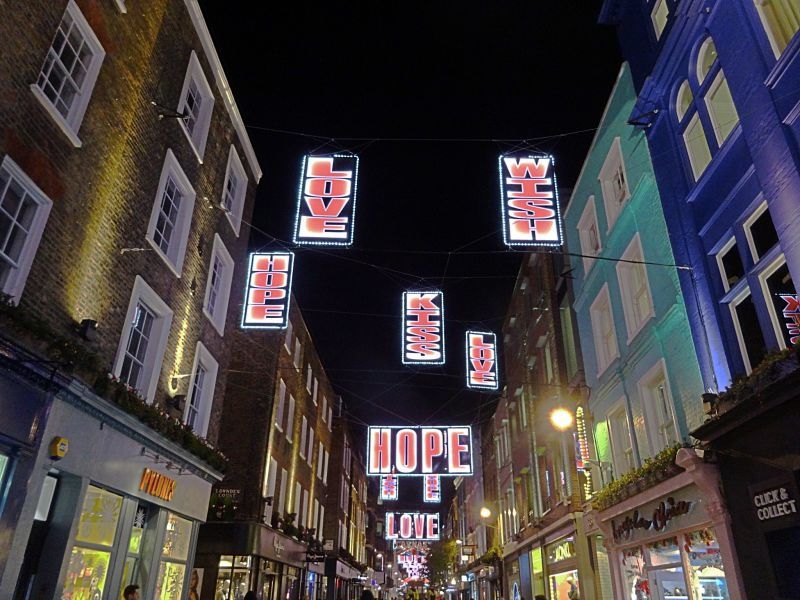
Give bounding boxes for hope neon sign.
[385,512,440,541]
[498,152,563,247]
[367,426,472,476]
[402,291,445,365]
[241,252,294,329]
[465,331,499,390]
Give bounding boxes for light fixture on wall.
[78,319,98,341]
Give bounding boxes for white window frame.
[0,156,54,302]
[676,80,693,122]
[758,253,792,350]
[274,379,286,431]
[112,0,127,13]
[30,0,106,148]
[177,51,215,162]
[683,113,713,181]
[616,234,655,342]
[651,0,669,40]
[293,338,302,370]
[323,449,329,484]
[754,0,800,58]
[327,406,333,430]
[303,489,310,527]
[321,395,328,422]
[220,146,247,236]
[294,482,301,520]
[263,456,278,520]
[284,320,294,352]
[306,364,313,392]
[637,359,679,457]
[312,377,319,405]
[113,276,173,402]
[145,149,196,277]
[598,137,631,232]
[589,284,619,376]
[278,468,287,515]
[202,234,234,336]
[307,427,314,466]
[317,441,325,479]
[743,201,778,264]
[607,401,635,477]
[300,416,308,459]
[183,341,219,437]
[716,236,740,293]
[705,70,739,146]
[729,285,757,373]
[577,195,602,273]
[286,395,295,442]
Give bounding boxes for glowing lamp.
[550,408,574,431]
[479,507,492,519]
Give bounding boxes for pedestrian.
[361,590,376,600]
[123,585,140,600]
[244,592,257,600]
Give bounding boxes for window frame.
[589,284,619,376]
[0,156,54,302]
[616,234,655,342]
[576,195,602,273]
[113,276,174,403]
[753,0,800,59]
[30,0,106,148]
[286,395,295,442]
[183,341,219,437]
[202,233,235,336]
[716,236,742,293]
[704,69,739,146]
[607,401,635,477]
[651,0,669,40]
[757,252,793,350]
[177,51,215,162]
[145,149,196,277]
[112,0,127,13]
[637,359,679,457]
[220,146,247,236]
[743,201,780,264]
[682,112,713,181]
[729,285,759,373]
[597,137,631,232]
[274,379,286,432]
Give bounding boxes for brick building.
[0,0,260,597]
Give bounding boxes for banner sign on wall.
[380,475,399,501]
[779,294,800,345]
[386,512,440,541]
[241,252,294,329]
[293,154,359,246]
[465,331,499,390]
[402,291,445,365]
[498,153,562,247]
[423,475,441,503]
[367,426,473,476]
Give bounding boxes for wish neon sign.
[293,154,358,246]
[402,291,445,365]
[465,331,499,390]
[499,153,563,247]
[241,252,294,329]
[367,426,473,476]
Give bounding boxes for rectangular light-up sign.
[380,475,399,501]
[367,426,473,476]
[779,294,800,345]
[423,475,441,503]
[465,330,499,390]
[385,512,440,541]
[402,291,445,365]
[241,252,294,329]
[499,153,562,247]
[293,154,358,246]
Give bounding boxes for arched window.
[696,38,718,84]
[676,80,693,122]
[754,0,800,57]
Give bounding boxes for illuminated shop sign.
[611,496,694,543]
[750,478,800,531]
[241,252,294,329]
[402,291,445,365]
[386,512,440,541]
[779,294,800,345]
[293,154,358,246]
[498,152,562,247]
[139,468,176,502]
[465,331,499,390]
[423,475,441,503]
[380,475,399,501]
[367,426,473,476]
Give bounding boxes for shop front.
[325,556,362,600]
[0,380,221,599]
[587,450,745,600]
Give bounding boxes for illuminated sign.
[402,291,445,365]
[465,331,499,390]
[779,294,800,345]
[385,512,440,541]
[140,468,176,501]
[367,426,473,476]
[241,252,294,329]
[293,154,358,246]
[423,475,441,503]
[380,475,399,501]
[498,152,562,247]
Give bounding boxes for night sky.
[200,2,621,494]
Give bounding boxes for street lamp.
[549,407,574,431]
[479,506,492,519]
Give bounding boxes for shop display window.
[216,555,253,600]
[121,502,159,594]
[648,537,681,567]
[621,546,650,600]
[74,486,123,547]
[156,561,187,600]
[548,569,579,600]
[685,529,728,600]
[155,512,193,599]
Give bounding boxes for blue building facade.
[601,1,800,597]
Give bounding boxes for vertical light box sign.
[423,475,441,503]
[380,475,399,501]
[465,331,499,390]
[779,295,800,345]
[402,291,445,365]
[241,252,294,329]
[498,153,563,247]
[293,154,359,246]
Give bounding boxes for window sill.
[596,354,620,378]
[202,306,226,337]
[179,121,205,164]
[274,424,283,432]
[625,312,655,345]
[30,85,82,148]
[146,236,183,278]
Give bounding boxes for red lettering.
[305,178,352,198]
[400,514,413,538]
[248,288,286,304]
[470,358,495,373]
[253,255,290,272]
[503,156,550,179]
[408,327,441,343]
[509,218,558,242]
[304,197,349,217]
[421,429,444,473]
[505,178,554,199]
[448,427,471,474]
[307,157,352,179]
[407,294,438,311]
[250,272,288,289]
[395,429,418,474]
[299,216,348,237]
[247,305,285,322]
[370,428,392,473]
[414,514,425,539]
[426,514,439,539]
[406,343,442,360]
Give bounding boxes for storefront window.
[648,537,681,566]
[620,546,650,600]
[548,570,579,600]
[530,547,545,596]
[647,538,687,600]
[155,512,193,599]
[61,485,123,600]
[121,502,159,594]
[216,555,253,599]
[685,528,728,600]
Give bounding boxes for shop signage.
[498,152,562,247]
[273,535,285,557]
[215,487,242,503]
[139,468,176,502]
[465,331,499,390]
[779,294,800,345]
[293,154,358,246]
[545,538,576,564]
[367,426,473,476]
[402,291,445,365]
[385,512,440,540]
[611,495,694,543]
[750,477,800,530]
[380,474,399,501]
[241,251,294,329]
[424,475,441,502]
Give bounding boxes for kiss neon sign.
[380,475,399,501]
[424,475,441,503]
[385,512,440,541]
[241,252,294,329]
[402,291,445,365]
[498,152,563,247]
[779,294,800,345]
[293,154,358,246]
[465,331,499,390]
[367,426,473,476]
